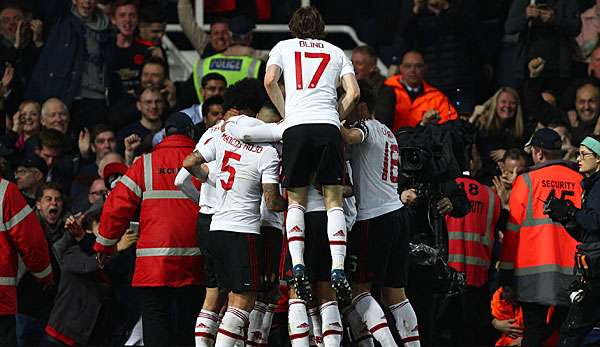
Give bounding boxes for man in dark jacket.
[25,0,122,133]
[505,0,581,83]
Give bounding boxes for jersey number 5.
[294,52,331,90]
[221,151,241,190]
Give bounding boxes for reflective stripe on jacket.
[446,177,499,287]
[384,74,458,131]
[500,161,582,306]
[0,179,53,314]
[94,135,204,287]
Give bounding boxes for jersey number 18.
[382,142,399,183]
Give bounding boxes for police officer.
[546,134,600,347]
[192,16,265,101]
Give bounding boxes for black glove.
[546,198,577,223]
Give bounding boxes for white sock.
[258,303,276,345]
[289,299,311,347]
[343,305,375,347]
[215,307,249,347]
[353,292,397,347]
[246,301,268,346]
[390,299,420,347]
[308,307,324,347]
[287,204,306,267]
[195,309,221,347]
[327,207,346,270]
[319,301,343,347]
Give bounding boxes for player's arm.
[340,120,368,145]
[263,183,287,212]
[264,65,285,118]
[338,73,360,120]
[226,121,284,143]
[183,150,209,182]
[174,167,200,202]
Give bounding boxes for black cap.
[524,128,562,151]
[19,155,48,176]
[165,112,194,135]
[229,16,255,35]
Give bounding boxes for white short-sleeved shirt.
[267,38,354,129]
[195,123,221,214]
[350,119,404,221]
[198,116,280,234]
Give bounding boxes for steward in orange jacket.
[384,74,458,131]
[0,178,53,346]
[94,113,204,346]
[499,128,582,346]
[446,176,501,287]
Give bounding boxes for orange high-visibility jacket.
[500,161,582,306]
[0,179,53,314]
[446,176,500,287]
[384,75,458,131]
[94,135,204,287]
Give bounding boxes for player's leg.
[213,231,263,347]
[322,185,351,300]
[349,217,398,347]
[315,282,343,347]
[215,292,257,347]
[246,226,282,346]
[196,216,227,347]
[286,187,312,301]
[382,209,420,347]
[196,288,227,347]
[288,288,311,347]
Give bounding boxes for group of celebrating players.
[179,6,420,347]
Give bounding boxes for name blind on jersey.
[299,40,324,48]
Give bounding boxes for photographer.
[399,122,470,347]
[545,134,600,346]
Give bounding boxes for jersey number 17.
[294,52,330,90]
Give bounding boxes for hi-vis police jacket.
[93,135,204,287]
[500,160,583,306]
[0,179,53,314]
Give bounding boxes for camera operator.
[399,130,470,347]
[545,134,600,347]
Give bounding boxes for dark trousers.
[444,285,496,347]
[521,302,568,347]
[0,315,16,347]
[139,285,205,347]
[559,279,600,347]
[406,264,437,347]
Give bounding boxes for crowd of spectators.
[2,0,600,346]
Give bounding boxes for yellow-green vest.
[193,53,262,102]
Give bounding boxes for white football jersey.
[195,124,221,214]
[198,116,280,234]
[350,119,404,221]
[267,38,354,129]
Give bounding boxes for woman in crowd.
[7,100,41,151]
[546,134,600,346]
[470,87,526,182]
